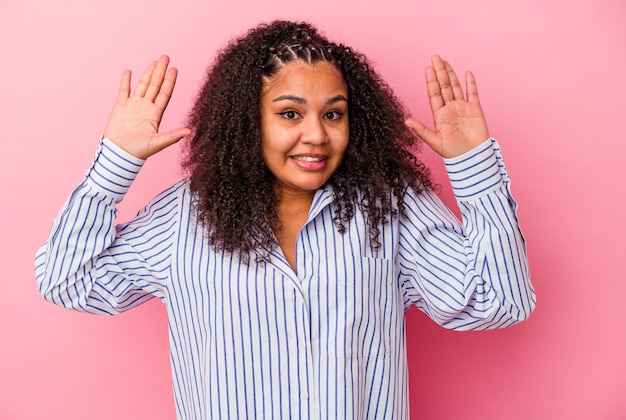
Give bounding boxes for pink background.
[1,0,625,418]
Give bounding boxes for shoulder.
[151,178,191,199]
[143,178,194,213]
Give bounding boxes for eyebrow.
[272,94,348,106]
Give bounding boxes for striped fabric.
[35,137,535,419]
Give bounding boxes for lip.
[290,154,328,170]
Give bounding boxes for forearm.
[35,138,146,314]
[445,138,535,328]
[400,139,536,330]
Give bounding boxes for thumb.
[147,127,192,157]
[405,118,442,155]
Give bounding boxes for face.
[260,60,349,198]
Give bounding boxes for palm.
[103,56,191,159]
[106,98,162,155]
[406,55,490,159]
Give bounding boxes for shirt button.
[301,392,309,400]
[298,342,306,350]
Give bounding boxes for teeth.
[294,156,323,162]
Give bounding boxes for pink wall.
[1,0,624,418]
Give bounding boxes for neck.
[274,187,315,217]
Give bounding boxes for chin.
[282,177,329,193]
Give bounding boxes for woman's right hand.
[102,55,192,160]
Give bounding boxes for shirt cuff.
[85,138,145,201]
[443,138,504,201]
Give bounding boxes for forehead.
[261,60,347,97]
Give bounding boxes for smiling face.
[260,60,349,199]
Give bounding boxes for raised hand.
[102,55,192,160]
[406,55,490,159]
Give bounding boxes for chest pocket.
[318,257,396,359]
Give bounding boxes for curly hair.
[182,20,432,261]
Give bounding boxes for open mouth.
[292,156,325,162]
[290,154,328,170]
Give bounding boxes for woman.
[36,20,535,419]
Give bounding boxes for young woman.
[36,20,535,419]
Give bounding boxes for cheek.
[260,123,277,156]
[336,127,350,155]
[262,124,297,154]
[260,137,292,171]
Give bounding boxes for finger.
[465,70,481,104]
[117,69,132,102]
[444,60,465,101]
[432,55,454,103]
[154,67,178,110]
[405,118,442,155]
[148,127,192,156]
[425,66,445,113]
[133,60,157,97]
[144,55,170,102]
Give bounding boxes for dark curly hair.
[182,20,432,261]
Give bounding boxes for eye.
[279,110,301,120]
[324,110,344,120]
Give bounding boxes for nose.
[300,116,329,145]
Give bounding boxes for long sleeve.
[398,138,536,330]
[35,138,179,315]
[33,135,535,418]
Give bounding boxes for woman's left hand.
[406,55,490,159]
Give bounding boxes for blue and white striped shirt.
[35,137,535,419]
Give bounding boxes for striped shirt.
[35,137,535,419]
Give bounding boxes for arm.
[399,56,535,329]
[35,56,189,314]
[398,139,536,330]
[34,139,187,314]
